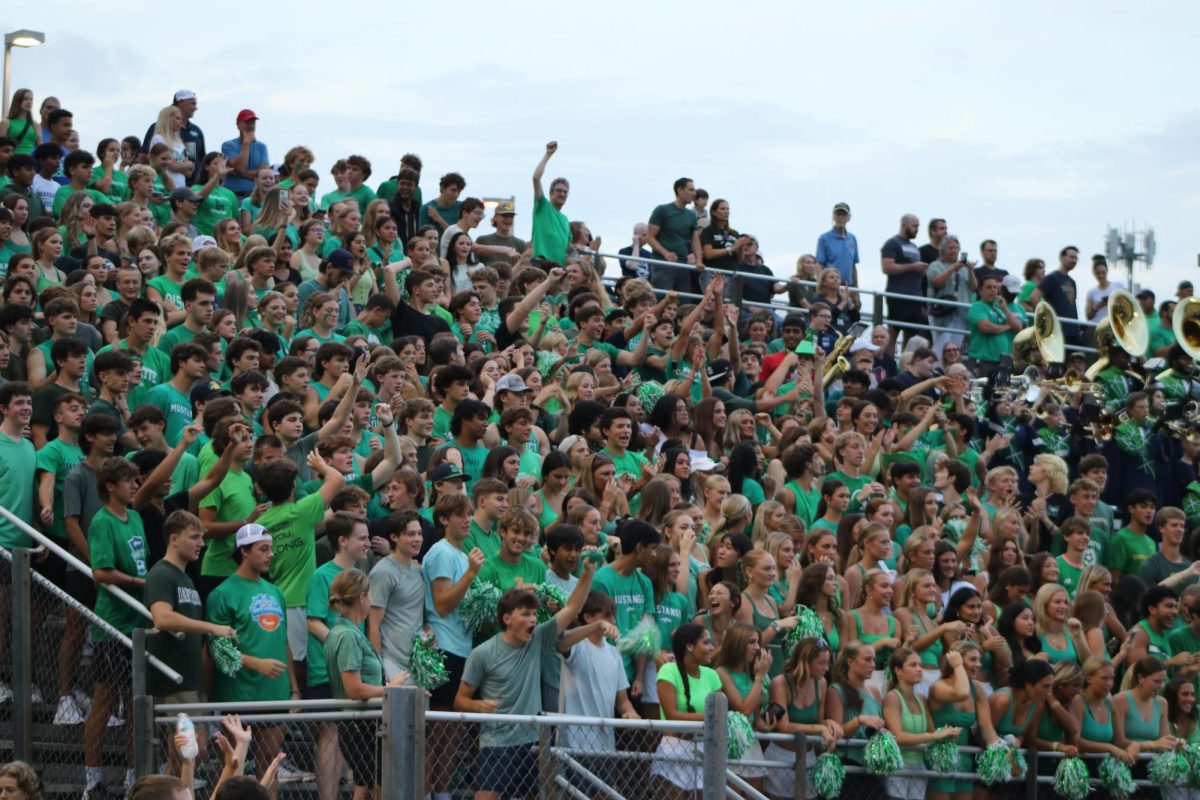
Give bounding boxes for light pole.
[2,30,46,118]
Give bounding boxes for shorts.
[302,682,333,701]
[32,549,66,587]
[64,569,97,609]
[650,735,703,791]
[338,719,382,789]
[286,608,307,661]
[93,641,132,684]
[476,743,537,796]
[885,775,926,800]
[428,651,466,709]
[887,297,928,329]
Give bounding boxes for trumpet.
[822,332,857,382]
[1166,419,1200,443]
[1088,408,1123,442]
[1041,369,1103,403]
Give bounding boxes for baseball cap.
[326,249,356,272]
[173,89,197,103]
[833,202,851,214]
[430,463,466,483]
[236,109,259,123]
[706,359,731,385]
[850,337,880,354]
[235,523,271,548]
[190,235,217,254]
[495,374,533,394]
[1001,273,1023,295]
[493,200,516,215]
[170,187,203,205]
[691,454,724,473]
[190,382,222,405]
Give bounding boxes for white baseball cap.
[235,523,271,548]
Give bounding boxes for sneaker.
[0,681,12,704]
[273,759,313,783]
[30,684,44,705]
[73,688,92,714]
[106,713,123,728]
[53,695,85,726]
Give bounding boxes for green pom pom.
[813,752,845,800]
[1052,757,1090,800]
[784,607,825,656]
[1098,756,1136,799]
[459,581,502,636]
[534,583,569,624]
[863,730,903,775]
[408,630,448,692]
[923,732,959,774]
[637,381,665,413]
[1011,746,1027,780]
[1183,742,1200,787]
[208,634,242,676]
[1150,750,1191,787]
[726,712,755,761]
[616,617,661,656]
[976,740,1015,786]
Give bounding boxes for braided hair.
[671,623,709,714]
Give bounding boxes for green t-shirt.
[1056,555,1086,599]
[157,323,200,355]
[458,441,489,489]
[34,438,83,540]
[967,300,1011,363]
[647,202,697,261]
[98,341,172,401]
[432,406,453,441]
[325,616,383,706]
[255,493,326,608]
[531,194,570,265]
[143,382,193,447]
[827,470,872,513]
[593,565,654,681]
[476,554,548,592]
[343,318,392,347]
[147,274,185,310]
[654,661,723,718]
[307,559,358,687]
[740,477,766,506]
[1106,527,1157,576]
[654,591,691,649]
[320,185,377,214]
[51,184,107,217]
[461,618,561,748]
[464,518,501,562]
[92,167,128,206]
[198,468,257,578]
[191,184,239,236]
[88,505,148,642]
[206,574,290,703]
[601,447,649,480]
[144,559,204,694]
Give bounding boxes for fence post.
[132,693,155,778]
[702,692,728,800]
[11,548,32,763]
[381,686,424,800]
[1024,746,1039,799]
[537,724,558,800]
[792,731,808,798]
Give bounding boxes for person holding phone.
[714,622,772,792]
[764,637,841,800]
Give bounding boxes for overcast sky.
[10,1,1199,308]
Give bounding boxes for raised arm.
[504,267,565,335]
[554,559,597,634]
[532,141,557,199]
[315,355,368,440]
[367,403,402,489]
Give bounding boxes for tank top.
[1081,696,1114,744]
[534,489,559,532]
[1171,718,1200,746]
[1038,630,1079,665]
[786,479,820,526]
[822,611,841,655]
[9,118,37,155]
[787,678,821,724]
[728,670,763,717]
[1121,691,1163,742]
[912,611,944,668]
[933,682,977,750]
[890,690,928,766]
[852,609,897,669]
[749,594,785,679]
[1137,620,1174,661]
[832,683,882,763]
[1036,698,1065,743]
[993,688,1035,739]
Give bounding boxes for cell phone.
[353,345,369,363]
[961,252,969,263]
[279,189,290,204]
[766,703,786,725]
[847,321,869,340]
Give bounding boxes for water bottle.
[176,713,198,759]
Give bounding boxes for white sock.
[125,768,135,788]
[85,767,103,790]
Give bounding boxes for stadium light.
[2,30,46,118]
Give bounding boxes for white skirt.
[651,736,703,791]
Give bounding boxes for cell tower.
[1104,224,1156,293]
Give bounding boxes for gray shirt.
[368,556,424,679]
[560,638,629,750]
[63,461,102,573]
[463,618,560,748]
[926,260,971,321]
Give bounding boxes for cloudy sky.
[10,1,1199,308]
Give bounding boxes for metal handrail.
[0,504,183,640]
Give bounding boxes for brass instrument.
[1010,366,1044,405]
[1108,289,1150,357]
[1173,296,1200,361]
[1085,318,1116,381]
[1089,408,1122,442]
[824,356,850,384]
[822,333,856,382]
[1012,302,1065,366]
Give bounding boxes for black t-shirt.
[737,262,777,304]
[139,490,192,577]
[919,243,939,265]
[881,235,923,294]
[700,226,740,271]
[1038,271,1080,342]
[368,513,440,562]
[391,302,451,343]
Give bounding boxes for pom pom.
[923,731,959,774]
[1183,742,1200,787]
[1150,750,1191,787]
[1098,756,1136,799]
[863,730,903,775]
[408,630,448,692]
[637,381,665,413]
[459,581,502,636]
[1052,757,1090,800]
[616,616,662,656]
[785,607,825,655]
[208,634,242,676]
[726,712,755,761]
[812,752,845,799]
[976,740,1016,786]
[534,583,569,624]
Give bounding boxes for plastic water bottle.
[176,713,198,759]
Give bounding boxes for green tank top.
[729,670,763,716]
[534,489,559,532]
[832,683,882,763]
[787,678,821,724]
[786,479,821,526]
[891,690,928,765]
[1081,696,1114,744]
[1038,631,1079,665]
[823,611,841,655]
[1138,620,1174,661]
[852,609,897,669]
[993,688,1035,739]
[750,595,785,679]
[1121,691,1162,742]
[932,682,977,748]
[1172,718,1200,746]
[912,612,944,668]
[1036,699,1065,742]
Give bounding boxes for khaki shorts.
[156,690,206,706]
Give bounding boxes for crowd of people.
[2,85,1200,800]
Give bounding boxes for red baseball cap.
[236,109,259,123]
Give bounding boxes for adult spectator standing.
[700,198,749,291]
[385,168,421,244]
[816,202,860,288]
[967,274,1023,377]
[221,110,269,199]
[1030,246,1082,347]
[918,218,946,267]
[734,236,788,306]
[647,177,704,294]
[531,141,571,266]
[926,234,977,359]
[141,90,205,183]
[975,239,1005,285]
[475,201,526,265]
[1085,256,1123,326]
[881,213,929,350]
[319,154,375,214]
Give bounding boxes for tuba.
[1108,289,1150,357]
[1173,296,1200,361]
[1012,302,1065,366]
[1084,318,1115,381]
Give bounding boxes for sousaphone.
[1173,296,1200,361]
[1012,302,1065,366]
